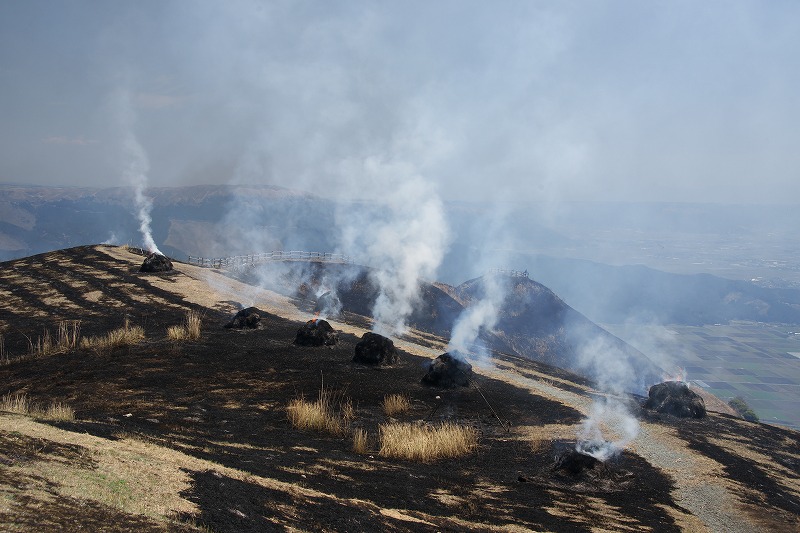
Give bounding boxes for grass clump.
[379,422,478,462]
[352,428,370,454]
[27,321,81,358]
[81,319,145,354]
[167,310,202,342]
[1,392,75,421]
[43,402,76,421]
[287,387,353,436]
[382,393,411,417]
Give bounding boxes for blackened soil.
[1,246,792,531]
[670,413,800,527]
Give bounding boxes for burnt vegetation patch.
[525,441,640,494]
[1,245,797,531]
[224,307,263,329]
[421,352,472,388]
[645,381,706,418]
[294,318,338,346]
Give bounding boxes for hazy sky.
[1,0,799,204]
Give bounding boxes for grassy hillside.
[0,246,798,531]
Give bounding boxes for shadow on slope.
[0,246,687,531]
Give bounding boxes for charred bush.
[295,319,339,347]
[353,332,398,365]
[421,352,472,388]
[140,253,173,273]
[224,307,262,329]
[645,381,706,418]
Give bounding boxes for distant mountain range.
[2,183,799,327]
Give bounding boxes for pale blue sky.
[1,0,798,203]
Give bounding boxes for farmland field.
[605,321,800,430]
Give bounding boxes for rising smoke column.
[113,88,161,254]
[445,206,514,365]
[574,334,642,460]
[337,160,449,336]
[124,134,161,254]
[447,272,508,366]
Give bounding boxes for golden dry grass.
[80,318,145,353]
[43,402,76,421]
[382,393,411,417]
[0,392,75,421]
[378,422,478,462]
[352,428,370,454]
[287,388,353,436]
[0,415,206,529]
[167,310,202,342]
[26,320,81,357]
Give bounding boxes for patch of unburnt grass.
[80,318,145,354]
[378,421,478,462]
[287,386,354,436]
[1,392,75,421]
[381,393,411,417]
[352,428,370,454]
[25,320,81,358]
[167,310,203,342]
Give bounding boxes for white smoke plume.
[314,278,343,319]
[113,88,161,255]
[126,145,160,255]
[101,232,119,246]
[445,206,514,365]
[576,397,639,461]
[337,159,449,336]
[447,272,507,367]
[574,334,642,460]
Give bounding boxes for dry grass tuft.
[1,393,75,421]
[27,321,81,358]
[167,310,202,342]
[379,422,478,462]
[352,428,370,454]
[1,392,31,414]
[287,387,353,436]
[44,402,76,421]
[382,393,412,417]
[185,310,202,339]
[81,318,145,354]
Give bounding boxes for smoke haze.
[3,1,800,429]
[3,1,800,206]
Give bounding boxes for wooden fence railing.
[186,250,353,270]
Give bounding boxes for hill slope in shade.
[232,262,661,394]
[0,245,797,531]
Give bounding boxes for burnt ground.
[0,246,798,531]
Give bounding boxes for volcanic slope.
[233,262,661,393]
[0,245,797,531]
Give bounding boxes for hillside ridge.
[0,245,797,531]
